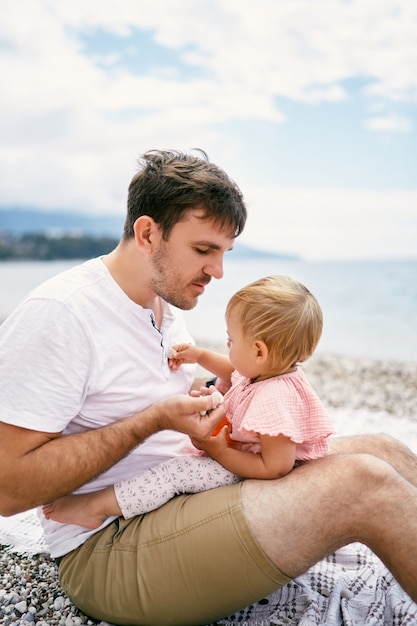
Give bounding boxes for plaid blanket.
[211,542,417,625]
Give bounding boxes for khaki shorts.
[59,483,291,626]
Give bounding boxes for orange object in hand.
[211,417,232,445]
[212,417,228,436]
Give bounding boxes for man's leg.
[58,484,290,626]
[241,451,417,602]
[329,433,417,487]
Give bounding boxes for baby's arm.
[193,431,297,480]
[169,344,234,381]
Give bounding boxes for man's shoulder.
[28,258,106,303]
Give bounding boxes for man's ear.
[133,216,161,254]
[254,340,269,363]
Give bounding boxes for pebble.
[0,549,114,625]
[302,353,417,420]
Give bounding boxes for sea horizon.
[1,257,416,364]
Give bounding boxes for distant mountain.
[229,241,299,260]
[0,207,124,237]
[0,207,300,260]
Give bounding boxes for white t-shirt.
[0,257,197,557]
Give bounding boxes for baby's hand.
[167,343,201,370]
[191,422,230,457]
[167,345,183,371]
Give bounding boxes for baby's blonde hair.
[226,275,323,372]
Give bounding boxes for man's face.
[150,209,235,310]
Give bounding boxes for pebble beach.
[1,352,417,626]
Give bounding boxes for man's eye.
[196,248,209,255]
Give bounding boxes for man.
[1,149,417,626]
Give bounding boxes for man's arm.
[0,393,227,516]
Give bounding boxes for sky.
[1,0,417,260]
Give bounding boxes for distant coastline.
[0,207,300,262]
[0,232,299,262]
[0,232,119,261]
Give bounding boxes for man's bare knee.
[329,432,414,461]
[239,453,402,578]
[330,433,417,490]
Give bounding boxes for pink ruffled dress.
[224,367,335,462]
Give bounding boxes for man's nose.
[204,257,224,280]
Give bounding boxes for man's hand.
[154,392,227,442]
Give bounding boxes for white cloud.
[0,0,416,261]
[3,0,417,116]
[365,114,412,132]
[240,186,417,260]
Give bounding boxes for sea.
[0,257,416,364]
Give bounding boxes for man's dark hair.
[123,149,247,240]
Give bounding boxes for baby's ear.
[254,340,268,363]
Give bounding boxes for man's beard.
[150,244,209,310]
